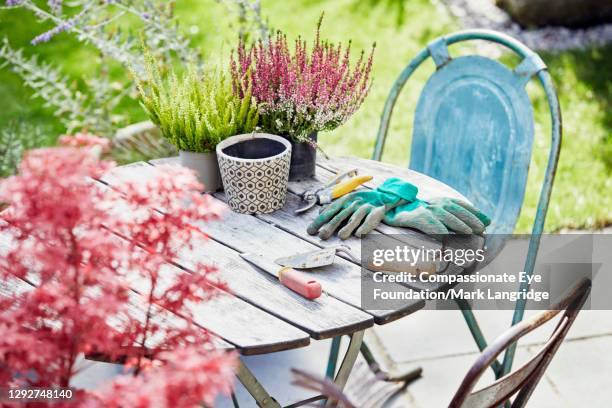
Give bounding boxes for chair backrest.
[448,278,591,408]
[372,30,561,240]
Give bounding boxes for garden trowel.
[275,245,359,269]
[240,253,322,300]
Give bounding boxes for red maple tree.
[0,137,235,407]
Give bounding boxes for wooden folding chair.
[449,278,591,408]
[313,279,590,408]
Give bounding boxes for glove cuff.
[377,178,418,202]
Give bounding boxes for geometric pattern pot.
[216,133,291,214]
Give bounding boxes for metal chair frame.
[326,29,562,383]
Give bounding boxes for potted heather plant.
[231,15,375,180]
[136,52,259,192]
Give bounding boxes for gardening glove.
[383,197,491,236]
[307,178,418,240]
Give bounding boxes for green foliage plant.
[0,122,48,178]
[136,52,259,153]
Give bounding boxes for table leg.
[236,331,364,408]
[325,336,342,379]
[325,330,365,407]
[235,359,282,408]
[231,392,240,408]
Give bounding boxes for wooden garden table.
[0,155,479,407]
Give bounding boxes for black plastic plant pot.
[216,133,291,214]
[288,132,317,181]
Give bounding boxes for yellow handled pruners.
[295,169,372,214]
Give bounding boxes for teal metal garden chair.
[335,29,562,381]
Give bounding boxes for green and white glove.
[307,178,418,240]
[383,197,491,235]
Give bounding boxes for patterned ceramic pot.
[216,133,291,214]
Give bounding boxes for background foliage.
[0,121,47,177]
[1,0,610,232]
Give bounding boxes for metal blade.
[239,253,282,278]
[295,197,317,214]
[275,247,338,269]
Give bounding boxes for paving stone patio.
[368,309,612,407]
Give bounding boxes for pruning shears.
[295,169,372,214]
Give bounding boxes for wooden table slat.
[168,239,374,339]
[0,260,234,354]
[189,202,424,324]
[107,235,311,355]
[100,164,374,340]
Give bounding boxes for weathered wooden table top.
[91,156,480,356]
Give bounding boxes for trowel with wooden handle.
[240,253,322,300]
[274,245,359,269]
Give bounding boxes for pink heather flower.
[231,14,375,143]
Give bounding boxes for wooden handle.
[278,267,322,300]
[331,175,373,199]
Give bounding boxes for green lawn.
[1,0,610,232]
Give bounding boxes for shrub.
[136,52,259,153]
[0,136,236,406]
[0,122,48,178]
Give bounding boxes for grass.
[1,0,610,232]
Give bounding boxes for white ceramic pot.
[216,133,291,214]
[178,150,222,192]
